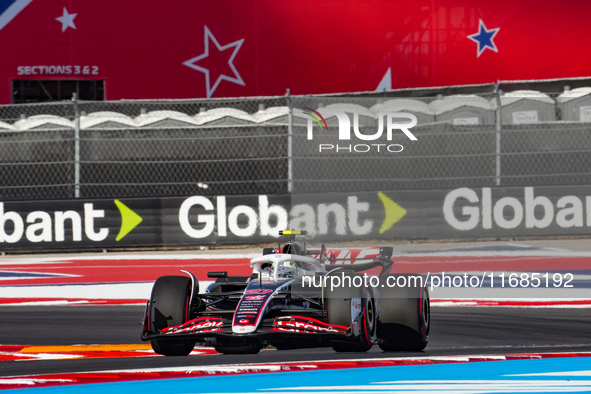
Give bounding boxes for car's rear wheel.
[149,275,196,356]
[377,274,430,351]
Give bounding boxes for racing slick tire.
[325,273,376,352]
[149,275,196,356]
[377,274,430,351]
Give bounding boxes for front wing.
[141,309,352,342]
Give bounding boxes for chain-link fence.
[0,83,590,201]
[290,95,500,194]
[0,97,289,199]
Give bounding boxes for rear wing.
[311,246,393,264]
[265,230,394,269]
[309,246,394,276]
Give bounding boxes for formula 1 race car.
[141,231,430,355]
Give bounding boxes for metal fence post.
[286,89,293,194]
[72,93,81,197]
[494,82,502,186]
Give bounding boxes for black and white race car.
[141,231,430,355]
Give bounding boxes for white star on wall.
[56,7,76,32]
[183,26,245,98]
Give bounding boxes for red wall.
[1,0,589,103]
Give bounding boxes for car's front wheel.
[149,275,196,356]
[325,273,376,352]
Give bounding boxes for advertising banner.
[1,185,591,250]
[0,198,161,249]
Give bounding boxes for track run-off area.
[1,239,591,392]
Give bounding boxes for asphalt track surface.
[1,305,591,377]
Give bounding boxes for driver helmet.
[275,261,296,279]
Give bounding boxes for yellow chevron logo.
[114,200,143,241]
[378,192,407,234]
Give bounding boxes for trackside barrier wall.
[1,185,591,250]
[1,80,591,251]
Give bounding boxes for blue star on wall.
[468,19,500,57]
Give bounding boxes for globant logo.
[444,187,591,231]
[179,195,373,238]
[0,200,142,244]
[178,193,407,239]
[303,108,418,153]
